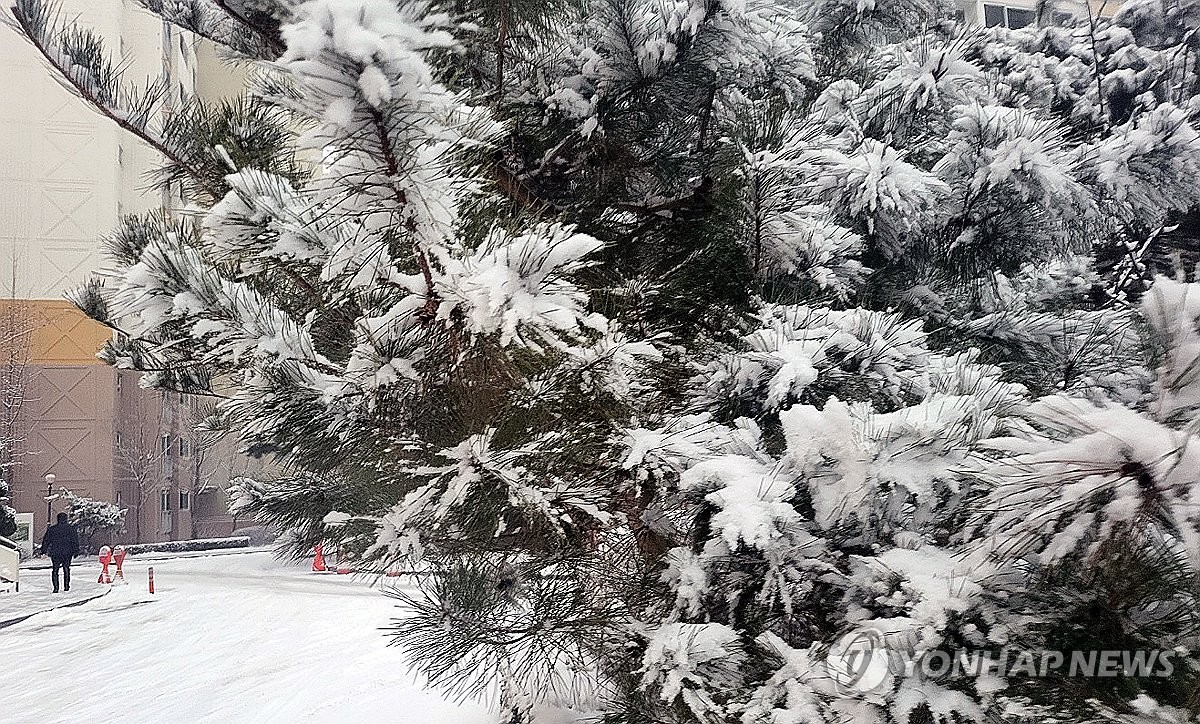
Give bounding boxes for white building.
[0,1,252,545]
[0,1,193,298]
[956,0,1122,28]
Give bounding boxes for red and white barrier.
[97,546,112,584]
[113,545,126,581]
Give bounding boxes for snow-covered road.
[0,551,493,723]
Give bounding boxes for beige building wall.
[23,300,112,365]
[0,1,169,301]
[0,2,234,545]
[195,39,247,102]
[15,366,117,516]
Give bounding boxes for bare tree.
[183,400,219,494]
[114,414,167,543]
[182,402,266,538]
[0,254,34,536]
[178,398,223,537]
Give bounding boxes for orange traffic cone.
[312,543,327,572]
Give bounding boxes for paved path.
[0,551,494,724]
[2,547,275,625]
[0,561,110,628]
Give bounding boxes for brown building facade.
[6,300,250,545]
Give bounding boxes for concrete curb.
[0,587,111,630]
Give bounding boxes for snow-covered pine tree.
[10,0,1200,721]
[964,276,1200,723]
[9,0,666,711]
[598,2,1200,722]
[979,0,1200,299]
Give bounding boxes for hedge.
[121,536,250,556]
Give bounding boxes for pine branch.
[1083,0,1110,126]
[494,0,510,96]
[7,0,208,184]
[367,106,441,320]
[209,0,285,58]
[133,0,276,59]
[153,96,309,204]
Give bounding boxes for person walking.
[41,512,79,593]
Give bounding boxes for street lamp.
[44,473,56,524]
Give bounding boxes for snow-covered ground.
[0,571,109,626]
[0,551,494,723]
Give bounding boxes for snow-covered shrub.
[60,488,126,554]
[0,482,15,540]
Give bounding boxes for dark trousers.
[51,557,71,592]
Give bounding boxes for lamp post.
[44,473,56,525]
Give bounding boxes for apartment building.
[0,0,256,546]
[956,0,1122,27]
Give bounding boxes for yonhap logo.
[824,629,899,695]
[820,632,1182,699]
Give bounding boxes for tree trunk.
[495,1,510,96]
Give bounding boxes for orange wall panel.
[3,299,111,364]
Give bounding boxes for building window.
[179,491,190,511]
[116,491,122,506]
[983,3,1035,28]
[178,437,188,457]
[114,431,122,447]
[160,489,173,533]
[161,434,172,455]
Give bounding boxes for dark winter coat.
[41,522,79,561]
